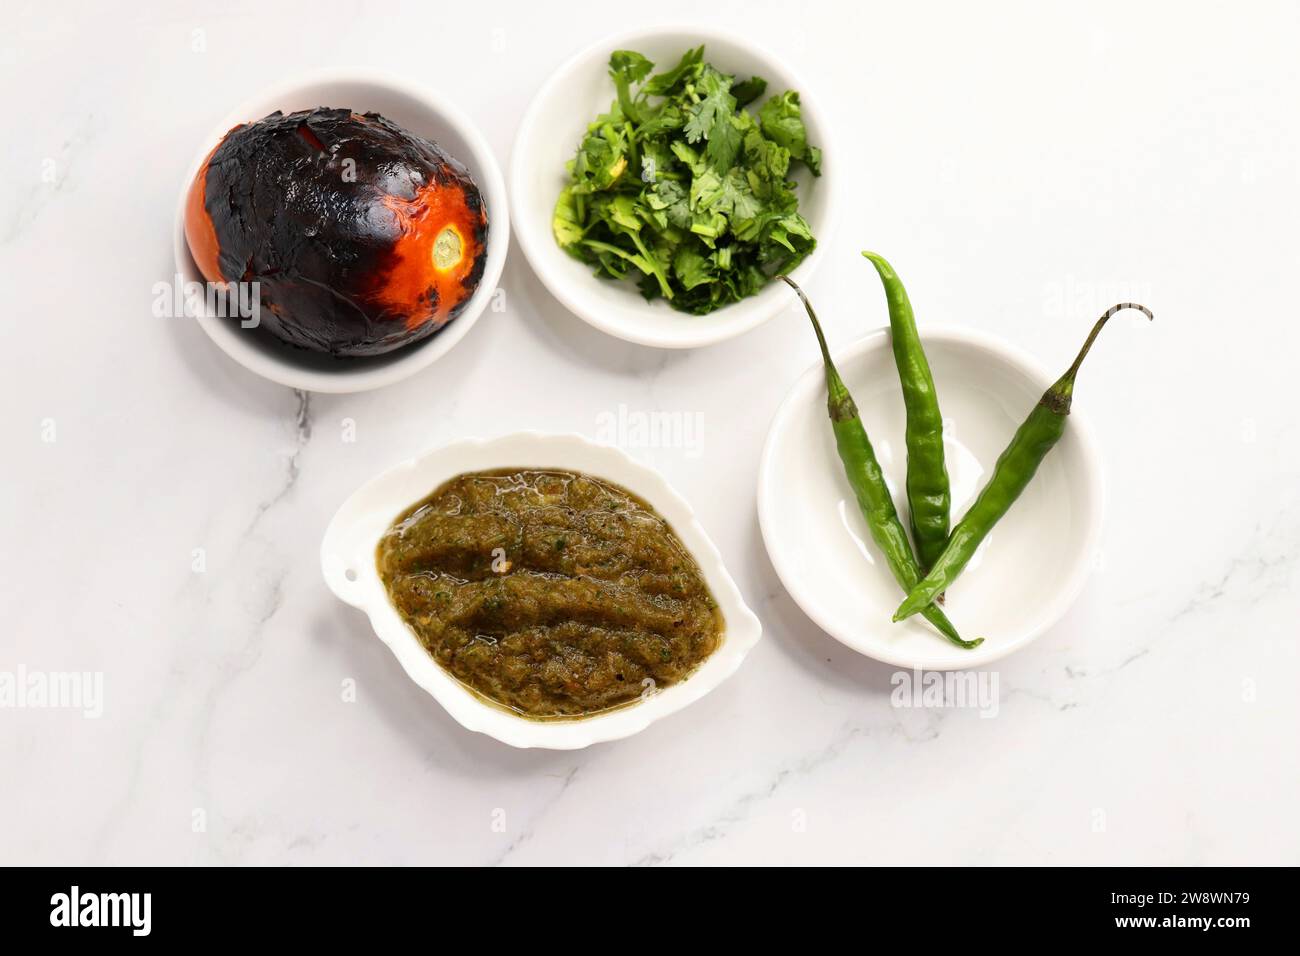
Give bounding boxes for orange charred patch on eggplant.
[374,179,487,331]
[296,124,326,152]
[183,138,228,284]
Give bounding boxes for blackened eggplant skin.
[185,108,488,357]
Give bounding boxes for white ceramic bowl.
[321,432,762,749]
[758,327,1105,670]
[510,26,839,348]
[173,71,509,393]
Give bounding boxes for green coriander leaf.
[673,244,713,291]
[609,50,653,123]
[638,141,675,183]
[583,237,673,299]
[637,103,684,140]
[647,179,686,209]
[758,91,821,175]
[731,75,768,107]
[689,167,725,212]
[683,69,736,144]
[552,187,585,248]
[610,50,653,83]
[742,128,791,190]
[610,195,644,233]
[644,46,704,96]
[722,169,762,220]
[705,114,743,171]
[669,139,703,171]
[570,123,631,193]
[650,181,691,229]
[761,212,816,268]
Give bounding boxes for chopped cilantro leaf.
[552,45,820,315]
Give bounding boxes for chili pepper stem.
[780,274,834,374]
[1063,302,1155,382]
[779,275,855,421]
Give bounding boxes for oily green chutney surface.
[376,469,724,719]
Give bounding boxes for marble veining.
[1,0,1297,866]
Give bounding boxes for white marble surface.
[2,0,1297,866]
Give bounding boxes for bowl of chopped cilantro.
[511,28,837,348]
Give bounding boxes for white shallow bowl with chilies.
[758,327,1105,670]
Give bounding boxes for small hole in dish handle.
[345,569,358,582]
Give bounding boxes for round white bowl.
[173,71,509,394]
[321,432,762,749]
[758,327,1105,670]
[510,26,839,349]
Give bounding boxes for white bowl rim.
[172,68,510,394]
[509,24,841,349]
[757,323,1107,670]
[320,431,763,748]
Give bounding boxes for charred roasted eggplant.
[185,108,488,357]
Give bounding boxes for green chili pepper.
[862,252,950,571]
[780,276,981,650]
[893,302,1154,622]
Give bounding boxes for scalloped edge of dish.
[321,432,762,748]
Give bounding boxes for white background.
[2,0,1297,865]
